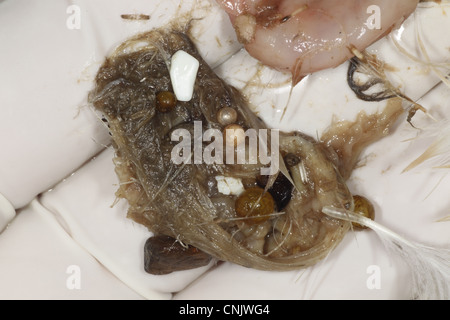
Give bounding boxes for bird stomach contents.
[89,28,403,274]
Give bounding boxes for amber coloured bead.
[235,187,275,224]
[156,91,177,113]
[352,195,375,229]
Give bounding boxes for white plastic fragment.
[170,50,200,102]
[0,192,16,232]
[215,176,245,196]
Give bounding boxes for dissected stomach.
[89,27,404,274]
[216,0,419,82]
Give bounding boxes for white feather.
[322,206,450,300]
[404,118,450,171]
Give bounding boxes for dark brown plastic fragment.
[144,235,212,275]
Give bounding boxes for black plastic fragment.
[347,57,398,102]
[256,173,293,212]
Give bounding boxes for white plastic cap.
[170,50,200,102]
